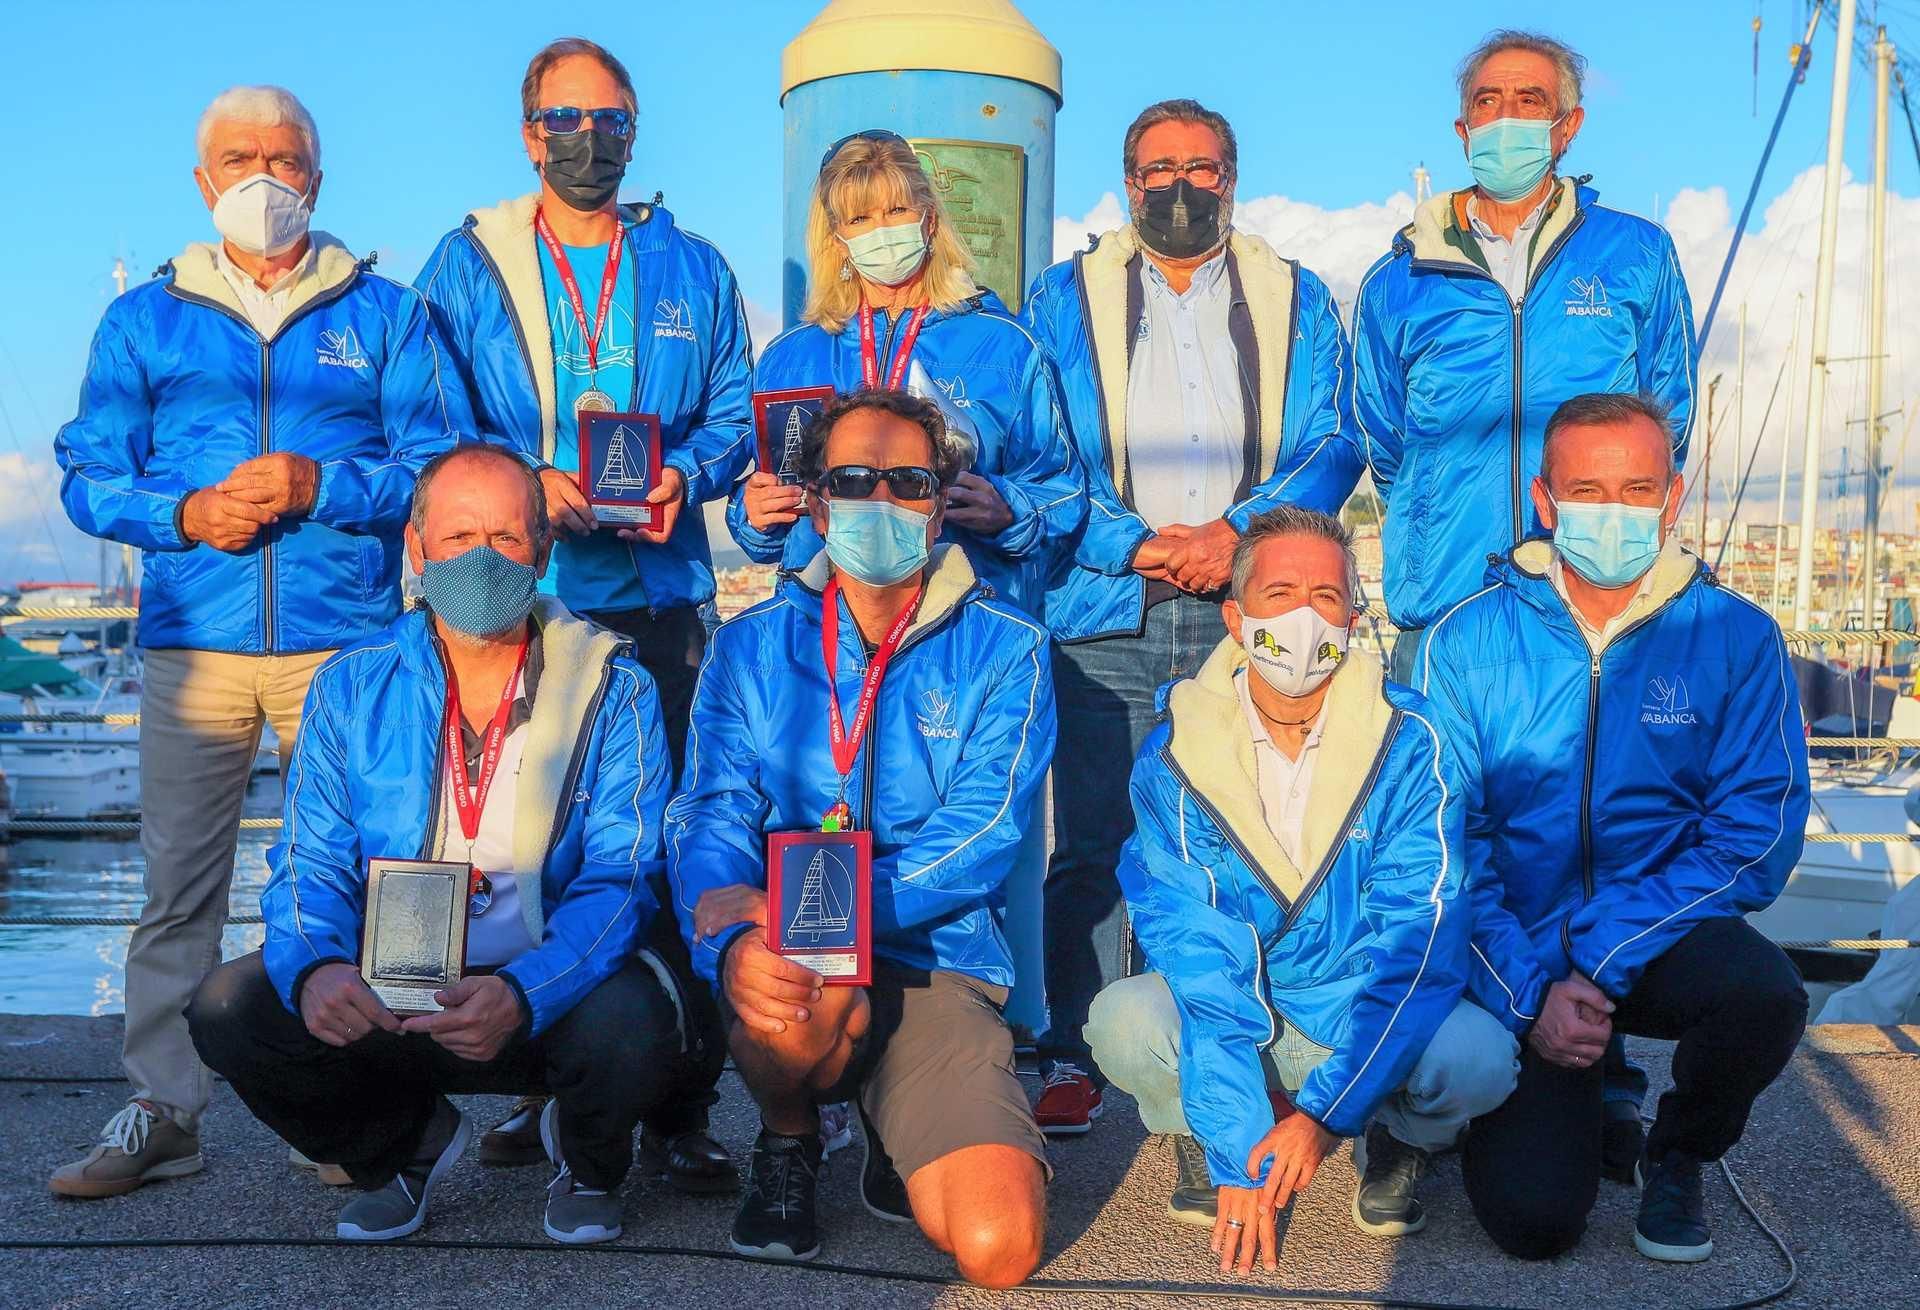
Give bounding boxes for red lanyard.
[534,209,624,373]
[822,576,921,791]
[857,302,930,391]
[445,642,531,845]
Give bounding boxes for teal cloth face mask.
[840,220,930,286]
[825,499,931,586]
[1466,116,1559,202]
[421,544,538,638]
[1552,497,1665,589]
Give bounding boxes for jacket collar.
[786,544,980,646]
[1076,225,1295,497]
[1505,534,1703,646]
[167,232,362,334]
[464,193,672,462]
[1164,637,1396,904]
[1401,176,1585,284]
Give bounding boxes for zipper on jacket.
[258,341,276,652]
[1508,305,1524,544]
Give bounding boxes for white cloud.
[1053,166,1920,507]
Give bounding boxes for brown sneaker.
[289,1145,354,1186]
[50,1101,203,1199]
[480,1094,550,1167]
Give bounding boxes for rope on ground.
[4,816,281,836]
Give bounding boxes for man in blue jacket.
[188,446,709,1246]
[50,86,463,1199]
[1086,508,1515,1275]
[414,35,751,1182]
[670,390,1051,1288]
[1021,99,1361,1133]
[1417,393,1809,1263]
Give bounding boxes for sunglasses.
[820,128,909,174]
[528,106,635,139]
[818,464,940,501]
[1131,158,1229,191]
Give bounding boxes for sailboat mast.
[1773,296,1802,614]
[1794,0,1859,630]
[1863,26,1895,631]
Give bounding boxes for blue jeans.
[1040,595,1225,1080]
[1086,972,1519,1153]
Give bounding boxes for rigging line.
[0,360,74,582]
[1715,343,1801,572]
[1700,0,1827,353]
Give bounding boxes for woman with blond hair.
[727,131,1083,616]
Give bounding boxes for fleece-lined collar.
[168,232,362,338]
[1510,534,1702,653]
[1075,225,1296,497]
[790,544,980,646]
[1402,177,1582,289]
[1164,638,1396,904]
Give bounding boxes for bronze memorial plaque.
[908,138,1027,312]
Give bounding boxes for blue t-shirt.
[537,235,640,602]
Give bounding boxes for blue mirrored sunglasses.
[529,106,634,139]
[819,129,909,174]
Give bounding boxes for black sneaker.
[1601,1099,1646,1185]
[729,1130,822,1262]
[853,1099,912,1224]
[640,1127,739,1195]
[1167,1134,1216,1227]
[1634,1149,1713,1262]
[1351,1122,1429,1237]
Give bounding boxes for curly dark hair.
[798,388,967,489]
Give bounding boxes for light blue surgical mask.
[840,219,930,286]
[420,544,538,638]
[1466,116,1560,203]
[1551,496,1666,589]
[825,499,931,586]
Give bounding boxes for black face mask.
[1134,178,1225,260]
[541,131,629,212]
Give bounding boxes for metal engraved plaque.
[753,385,834,486]
[766,830,872,986]
[908,138,1027,312]
[577,410,664,529]
[361,858,469,1015]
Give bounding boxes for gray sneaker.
[50,1101,203,1199]
[337,1098,471,1242]
[539,1098,622,1244]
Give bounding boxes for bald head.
[405,445,550,575]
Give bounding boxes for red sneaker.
[1034,1063,1104,1136]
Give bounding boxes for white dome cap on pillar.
[781,0,1063,103]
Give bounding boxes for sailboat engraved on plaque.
[788,848,853,941]
[752,385,834,486]
[765,828,871,984]
[576,410,662,529]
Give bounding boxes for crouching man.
[669,390,1052,1288]
[1086,508,1517,1277]
[189,446,715,1244]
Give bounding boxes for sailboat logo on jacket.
[1565,275,1612,319]
[316,326,368,370]
[1641,675,1698,726]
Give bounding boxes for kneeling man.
[190,445,710,1245]
[669,389,1052,1289]
[1087,507,1517,1277]
[1419,393,1810,1262]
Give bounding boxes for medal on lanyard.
[821,575,920,831]
[445,641,530,915]
[857,302,930,392]
[535,209,625,414]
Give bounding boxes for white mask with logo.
[211,172,313,257]
[1240,604,1350,697]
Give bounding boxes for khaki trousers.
[127,648,331,1129]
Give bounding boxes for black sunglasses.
[528,106,635,140]
[818,464,940,501]
[819,129,909,174]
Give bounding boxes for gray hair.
[1122,98,1239,180]
[1230,506,1361,608]
[1456,30,1586,117]
[196,85,321,169]
[799,388,968,489]
[1541,392,1675,488]
[409,444,551,544]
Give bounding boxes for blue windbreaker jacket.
[666,546,1055,988]
[1022,227,1362,643]
[1335,180,1696,630]
[1120,643,1468,1185]
[1415,539,1809,1026]
[415,195,753,614]
[259,599,674,1037]
[55,235,466,653]
[724,293,1085,616]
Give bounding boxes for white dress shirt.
[1237,669,1323,868]
[215,243,313,338]
[1548,552,1657,652]
[433,667,538,969]
[1466,192,1551,305]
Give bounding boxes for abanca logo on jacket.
[1565,275,1612,319]
[916,687,959,740]
[1641,675,1699,726]
[653,299,698,342]
[316,326,369,369]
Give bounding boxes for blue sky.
[1,0,1915,580]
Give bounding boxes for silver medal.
[574,388,617,415]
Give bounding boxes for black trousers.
[586,602,707,786]
[189,951,706,1191]
[1461,917,1808,1260]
